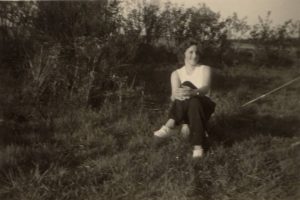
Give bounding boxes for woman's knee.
[188,97,202,109]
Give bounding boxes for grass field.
[0,64,299,200]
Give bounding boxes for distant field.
[0,64,299,200]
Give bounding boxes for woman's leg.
[187,96,215,146]
[168,99,189,126]
[168,81,196,127]
[164,119,176,129]
[154,99,189,138]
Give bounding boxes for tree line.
[0,1,298,126]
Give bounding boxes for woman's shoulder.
[172,66,184,74]
[199,64,211,69]
[171,66,184,79]
[177,65,185,70]
[171,68,179,76]
[197,64,212,72]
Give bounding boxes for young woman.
[153,39,216,158]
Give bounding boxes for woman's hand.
[173,87,197,101]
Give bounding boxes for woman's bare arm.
[171,71,189,101]
[196,66,211,96]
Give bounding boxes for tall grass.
[0,64,299,200]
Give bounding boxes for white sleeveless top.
[176,65,211,96]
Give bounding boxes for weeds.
[0,64,299,200]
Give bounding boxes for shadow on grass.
[188,109,300,200]
[0,120,86,176]
[209,110,299,147]
[0,120,54,146]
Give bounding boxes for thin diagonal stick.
[241,76,300,107]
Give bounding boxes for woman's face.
[184,45,199,66]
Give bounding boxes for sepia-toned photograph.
[0,0,299,199]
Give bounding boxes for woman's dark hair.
[177,38,202,65]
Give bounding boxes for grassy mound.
[1,65,299,200]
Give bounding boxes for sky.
[162,0,300,25]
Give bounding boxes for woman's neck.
[184,63,197,70]
[184,63,197,75]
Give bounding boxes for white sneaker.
[181,124,190,138]
[192,145,204,158]
[154,125,176,138]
